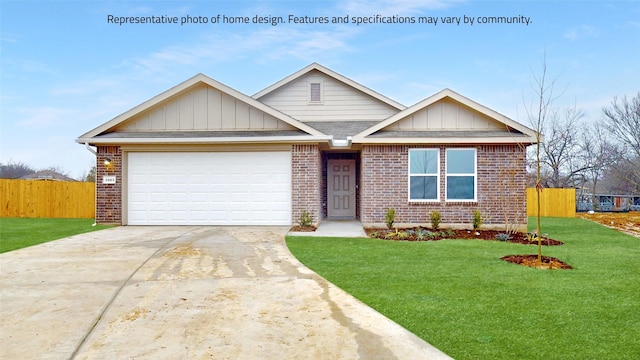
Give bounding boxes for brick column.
[96,146,122,224]
[291,144,322,225]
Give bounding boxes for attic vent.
[309,82,322,103]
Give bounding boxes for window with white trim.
[445,148,476,201]
[309,82,323,103]
[409,149,439,201]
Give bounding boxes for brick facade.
[360,144,527,230]
[96,146,122,224]
[93,143,526,229]
[291,144,322,225]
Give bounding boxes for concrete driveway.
[0,226,451,359]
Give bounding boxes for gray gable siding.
[114,84,296,132]
[258,70,400,122]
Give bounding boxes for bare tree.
[523,54,562,263]
[602,92,640,192]
[602,92,640,157]
[579,123,618,206]
[540,106,590,188]
[0,160,35,179]
[603,154,640,194]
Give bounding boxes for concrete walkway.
[289,220,368,237]
[0,226,451,359]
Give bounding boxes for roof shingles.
[304,121,380,138]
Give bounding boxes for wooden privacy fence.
[0,179,95,218]
[527,188,576,218]
[1,180,574,219]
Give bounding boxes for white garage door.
[127,152,291,225]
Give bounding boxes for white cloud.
[563,25,596,40]
[51,77,123,96]
[0,32,20,43]
[627,20,640,28]
[19,60,56,74]
[17,107,78,128]
[124,26,358,75]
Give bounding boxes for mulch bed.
[364,228,564,246]
[289,225,317,232]
[500,255,573,269]
[365,228,570,270]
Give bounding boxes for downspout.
[83,143,98,226]
[85,142,98,156]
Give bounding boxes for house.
[20,170,78,182]
[76,63,538,229]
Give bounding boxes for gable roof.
[252,63,406,111]
[353,88,540,145]
[76,73,327,144]
[77,65,539,147]
[20,170,78,182]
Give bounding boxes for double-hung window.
[445,148,476,201]
[409,149,439,201]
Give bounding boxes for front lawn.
[0,218,112,253]
[286,217,640,359]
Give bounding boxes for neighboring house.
[20,170,78,182]
[76,63,538,229]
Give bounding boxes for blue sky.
[1,0,639,179]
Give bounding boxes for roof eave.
[76,135,332,145]
[352,136,539,145]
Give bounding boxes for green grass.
[286,217,640,359]
[0,218,112,253]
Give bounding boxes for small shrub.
[384,231,396,239]
[298,210,313,227]
[472,210,483,230]
[526,231,549,243]
[445,229,456,238]
[397,231,409,240]
[385,208,396,230]
[430,211,441,230]
[368,231,379,239]
[416,229,437,240]
[496,233,512,242]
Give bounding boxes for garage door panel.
[150,211,167,221]
[149,192,168,202]
[128,152,291,225]
[270,173,290,182]
[190,175,209,185]
[170,212,188,222]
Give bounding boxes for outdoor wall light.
[104,158,112,166]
